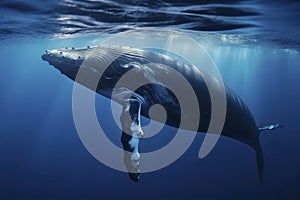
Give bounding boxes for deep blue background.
[0,35,299,200]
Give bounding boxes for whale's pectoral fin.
[120,97,144,182]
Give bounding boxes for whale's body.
[41,45,280,182]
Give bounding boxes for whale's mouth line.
[41,53,63,64]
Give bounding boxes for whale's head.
[41,46,94,81]
[41,45,150,92]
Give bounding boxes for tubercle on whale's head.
[41,46,95,80]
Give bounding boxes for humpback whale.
[41,45,281,182]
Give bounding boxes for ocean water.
[0,0,300,199]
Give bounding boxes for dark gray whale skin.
[41,45,280,182]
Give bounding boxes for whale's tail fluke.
[259,123,283,132]
[255,139,264,183]
[255,123,282,183]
